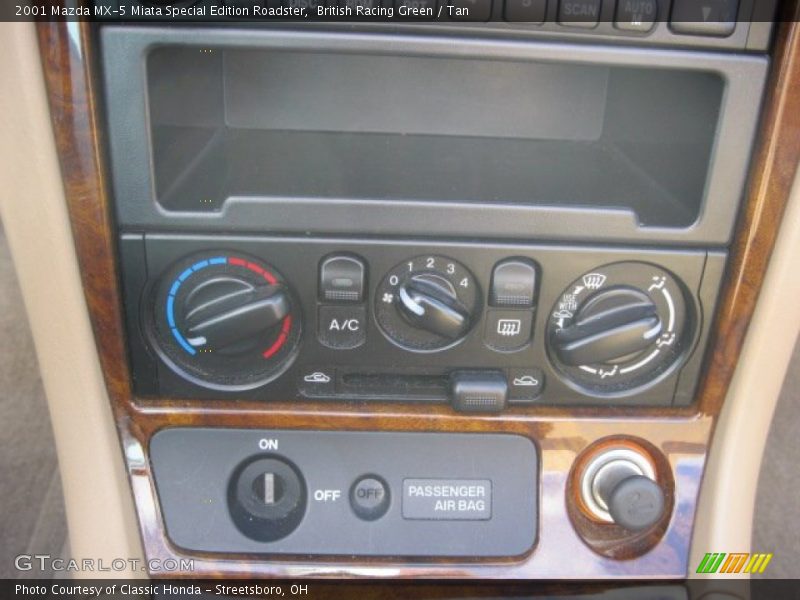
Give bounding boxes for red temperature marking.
[227,256,278,285]
[246,261,277,285]
[228,256,286,358]
[262,315,292,359]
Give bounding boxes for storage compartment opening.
[147,46,724,229]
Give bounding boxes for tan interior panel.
[0,22,144,578]
[692,167,800,575]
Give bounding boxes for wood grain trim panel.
[36,15,133,406]
[693,0,800,418]
[35,4,800,578]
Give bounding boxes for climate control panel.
[120,235,724,408]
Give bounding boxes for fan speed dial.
[375,255,480,352]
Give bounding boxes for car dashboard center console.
[109,27,763,412]
[33,0,800,579]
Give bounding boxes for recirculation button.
[490,259,537,308]
[319,255,366,303]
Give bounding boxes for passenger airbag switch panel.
[150,429,537,557]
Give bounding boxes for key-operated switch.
[228,456,307,542]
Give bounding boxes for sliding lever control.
[228,456,307,542]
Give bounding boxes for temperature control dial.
[546,263,690,395]
[375,255,480,352]
[147,252,301,391]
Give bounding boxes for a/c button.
[318,305,366,350]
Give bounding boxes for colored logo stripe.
[696,552,773,574]
[744,553,773,574]
[697,553,726,573]
[720,553,749,573]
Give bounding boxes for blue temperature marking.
[166,295,176,328]
[167,256,229,355]
[171,328,197,355]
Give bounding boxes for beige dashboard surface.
[0,22,144,577]
[692,167,800,576]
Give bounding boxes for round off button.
[350,475,390,521]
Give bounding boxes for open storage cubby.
[101,28,767,244]
[148,47,721,229]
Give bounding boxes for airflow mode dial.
[546,262,692,396]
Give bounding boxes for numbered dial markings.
[546,262,690,395]
[375,255,480,352]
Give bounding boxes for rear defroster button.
[484,309,533,352]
